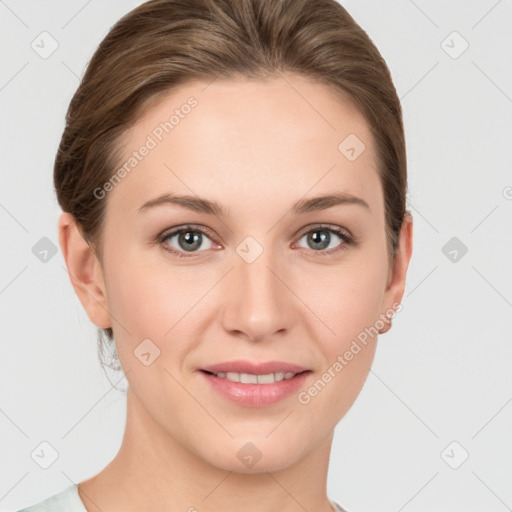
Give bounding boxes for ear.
[58,212,112,330]
[379,212,413,333]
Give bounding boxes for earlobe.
[58,212,112,330]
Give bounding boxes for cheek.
[308,250,388,403]
[294,264,385,417]
[102,252,212,358]
[298,254,387,348]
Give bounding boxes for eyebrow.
[137,192,370,216]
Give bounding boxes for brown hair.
[54,0,409,371]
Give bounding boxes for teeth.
[213,371,299,384]
[240,373,258,384]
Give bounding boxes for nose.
[220,243,296,343]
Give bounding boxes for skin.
[59,72,413,512]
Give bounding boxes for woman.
[18,0,413,510]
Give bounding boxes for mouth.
[199,360,311,382]
[200,369,310,384]
[198,360,312,407]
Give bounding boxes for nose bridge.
[222,236,292,340]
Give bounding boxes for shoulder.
[16,485,87,512]
[331,499,351,512]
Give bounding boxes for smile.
[199,369,311,407]
[204,370,300,384]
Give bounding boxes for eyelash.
[156,224,358,258]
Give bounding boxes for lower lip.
[199,370,311,407]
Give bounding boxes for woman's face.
[82,73,410,472]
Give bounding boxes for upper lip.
[200,360,310,375]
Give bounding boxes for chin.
[195,433,310,474]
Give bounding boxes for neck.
[78,386,336,512]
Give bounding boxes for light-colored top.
[16,485,87,512]
[16,484,349,512]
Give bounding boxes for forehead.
[107,72,383,219]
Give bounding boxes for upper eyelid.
[295,223,351,237]
[159,224,217,242]
[159,223,351,245]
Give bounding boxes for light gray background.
[1,1,511,511]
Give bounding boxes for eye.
[157,223,357,259]
[158,225,217,257]
[294,225,356,256]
